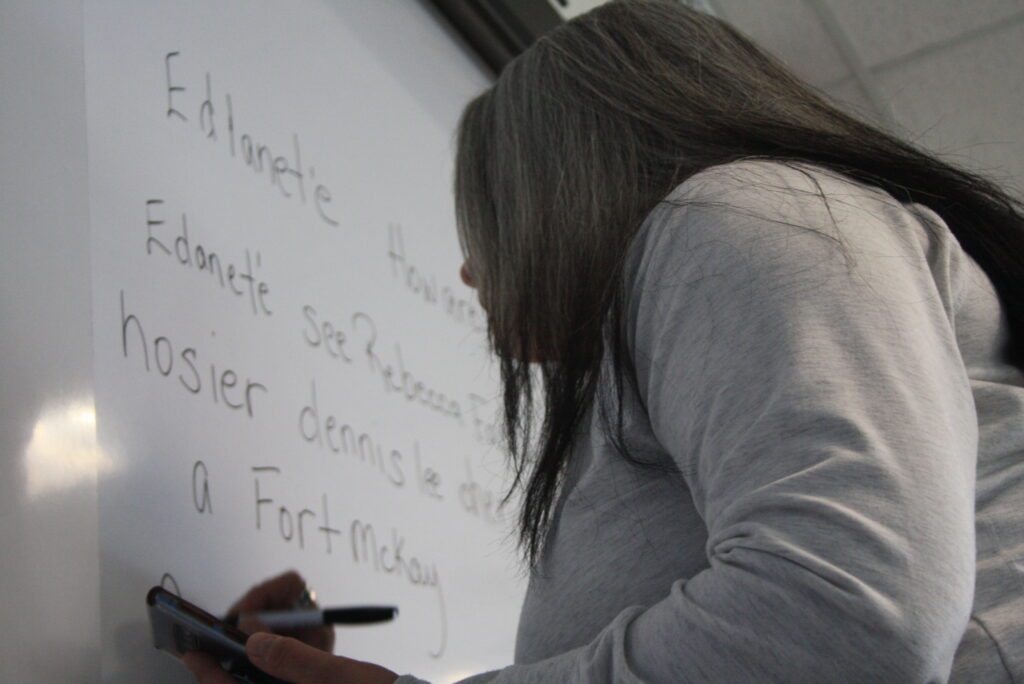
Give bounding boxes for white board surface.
[83,2,523,682]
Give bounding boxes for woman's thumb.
[246,632,340,683]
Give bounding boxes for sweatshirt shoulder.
[664,158,894,218]
[639,158,946,258]
[635,159,864,258]
[629,159,969,337]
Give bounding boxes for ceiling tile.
[714,0,851,86]
[825,0,1024,68]
[821,77,884,126]
[877,22,1024,196]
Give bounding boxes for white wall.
[0,1,100,681]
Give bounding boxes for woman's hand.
[183,634,399,684]
[227,570,334,652]
[183,570,399,684]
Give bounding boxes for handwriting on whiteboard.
[163,51,339,228]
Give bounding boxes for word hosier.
[118,290,267,417]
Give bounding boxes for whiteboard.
[83,1,523,682]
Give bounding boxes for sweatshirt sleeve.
[613,163,978,681]
[405,161,979,683]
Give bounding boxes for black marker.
[230,606,398,629]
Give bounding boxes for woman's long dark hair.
[453,0,1024,566]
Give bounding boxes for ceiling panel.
[713,0,850,86]
[876,20,1024,194]
[824,0,1024,68]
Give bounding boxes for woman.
[188,1,1024,681]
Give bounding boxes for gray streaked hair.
[454,0,1024,565]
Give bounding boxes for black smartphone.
[146,586,290,684]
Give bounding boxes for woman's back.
[506,160,1024,683]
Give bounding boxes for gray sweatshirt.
[399,160,1024,683]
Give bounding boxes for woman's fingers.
[182,651,238,684]
[238,615,334,653]
[183,633,397,684]
[247,633,338,683]
[224,570,335,652]
[236,615,270,635]
[246,633,398,684]
[224,569,335,655]
[228,569,308,616]
[288,624,334,652]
